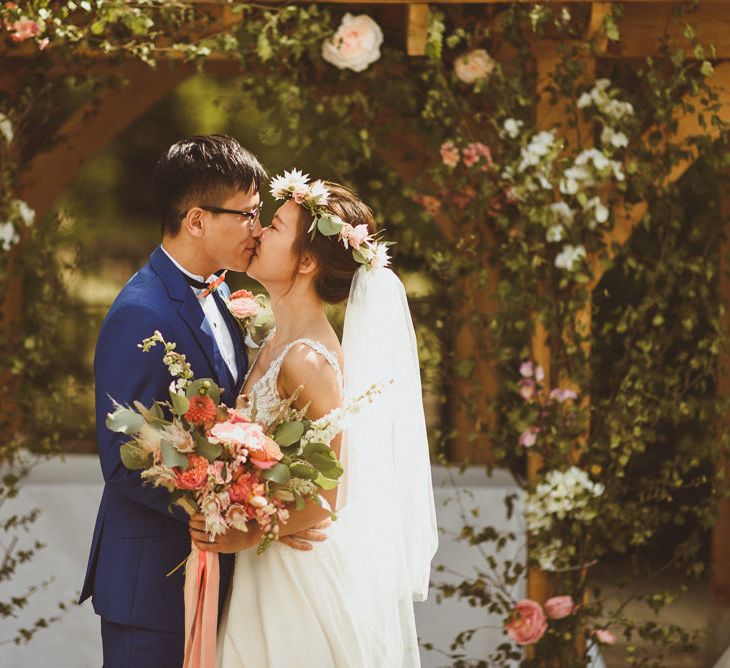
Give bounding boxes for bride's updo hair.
[293,182,377,304]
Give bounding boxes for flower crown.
[269,169,391,270]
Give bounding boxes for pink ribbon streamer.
[183,545,220,668]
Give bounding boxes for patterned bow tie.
[180,270,228,299]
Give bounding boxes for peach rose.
[545,595,575,620]
[506,599,547,645]
[174,454,209,490]
[229,289,259,319]
[210,420,266,451]
[321,13,383,73]
[249,436,284,470]
[454,49,495,84]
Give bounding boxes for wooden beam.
[406,4,429,57]
[19,60,195,221]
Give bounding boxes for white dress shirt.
[161,246,238,383]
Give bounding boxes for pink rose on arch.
[209,420,266,452]
[10,18,42,42]
[519,378,536,401]
[229,289,259,319]
[440,141,460,168]
[550,388,578,403]
[454,49,495,84]
[593,628,617,644]
[545,595,575,620]
[506,599,547,645]
[413,194,442,217]
[519,427,538,448]
[520,361,534,378]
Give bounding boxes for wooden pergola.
[3,0,730,659]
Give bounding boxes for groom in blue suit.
[80,136,321,667]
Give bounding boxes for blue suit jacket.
[80,246,248,633]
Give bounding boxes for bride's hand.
[189,513,260,553]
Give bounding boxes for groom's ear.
[298,252,318,276]
[182,207,206,238]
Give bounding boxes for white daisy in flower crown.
[269,169,392,270]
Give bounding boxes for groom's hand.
[280,518,331,551]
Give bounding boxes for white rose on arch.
[321,14,383,73]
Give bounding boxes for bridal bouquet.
[107,330,376,553]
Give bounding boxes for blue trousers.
[101,618,183,668]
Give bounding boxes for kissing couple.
[80,134,438,667]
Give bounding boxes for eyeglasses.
[179,203,264,231]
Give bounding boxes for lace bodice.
[239,338,343,428]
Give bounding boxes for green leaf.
[262,463,291,484]
[701,60,714,77]
[289,462,318,480]
[106,407,145,435]
[186,378,221,403]
[302,442,332,458]
[293,492,305,510]
[316,213,343,237]
[120,443,153,470]
[170,391,190,416]
[161,440,189,470]
[274,420,306,447]
[603,14,620,42]
[193,432,222,462]
[455,359,475,379]
[314,473,339,490]
[133,401,168,426]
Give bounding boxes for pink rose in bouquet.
[249,436,284,470]
[210,419,267,453]
[506,599,547,645]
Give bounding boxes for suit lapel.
[149,246,219,383]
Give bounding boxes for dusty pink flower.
[10,17,41,42]
[229,289,259,319]
[38,37,49,50]
[210,420,266,451]
[519,379,536,401]
[545,596,575,620]
[440,141,460,168]
[550,388,578,403]
[519,427,538,448]
[413,194,442,217]
[249,436,284,470]
[347,223,370,249]
[535,365,545,382]
[292,186,309,204]
[506,599,547,645]
[593,628,617,644]
[225,504,249,531]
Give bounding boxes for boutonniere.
[198,270,229,300]
[225,290,272,349]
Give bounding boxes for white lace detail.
[240,338,343,428]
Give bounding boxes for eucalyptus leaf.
[186,378,221,403]
[120,443,153,470]
[316,213,343,237]
[274,420,306,447]
[193,432,222,462]
[106,407,145,435]
[314,474,339,491]
[170,391,190,416]
[262,463,291,484]
[289,463,318,480]
[161,440,189,470]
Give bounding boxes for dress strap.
[272,338,344,389]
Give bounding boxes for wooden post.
[406,4,429,56]
[708,173,730,665]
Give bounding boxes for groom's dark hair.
[153,134,267,236]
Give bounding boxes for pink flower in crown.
[440,141,460,168]
[292,186,309,204]
[545,595,575,620]
[506,599,547,645]
[347,224,370,249]
[10,17,42,42]
[229,289,259,320]
[209,419,266,453]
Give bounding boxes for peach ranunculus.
[10,18,42,42]
[249,436,284,470]
[506,599,548,645]
[228,289,259,320]
[545,595,575,620]
[454,48,495,84]
[229,470,264,505]
[321,13,383,73]
[209,419,266,452]
[174,454,209,490]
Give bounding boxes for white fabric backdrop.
[0,457,527,667]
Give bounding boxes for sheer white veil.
[336,264,438,665]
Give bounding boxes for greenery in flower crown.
[0,1,729,664]
[269,168,393,270]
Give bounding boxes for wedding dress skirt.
[216,338,422,668]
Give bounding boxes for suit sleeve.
[94,301,188,523]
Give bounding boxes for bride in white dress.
[195,176,437,667]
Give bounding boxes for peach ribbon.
[183,545,219,668]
